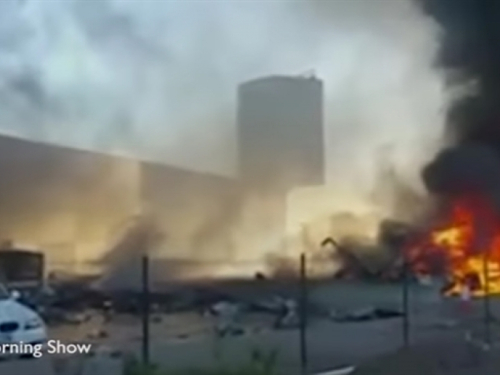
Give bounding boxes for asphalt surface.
[51,281,447,374]
[7,280,498,375]
[0,357,55,375]
[0,352,122,375]
[119,282,500,374]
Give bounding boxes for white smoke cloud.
[0,0,447,193]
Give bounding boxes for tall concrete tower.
[237,74,324,192]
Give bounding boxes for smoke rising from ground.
[417,0,500,200]
[0,1,452,282]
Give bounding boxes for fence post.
[483,252,491,346]
[141,255,150,366]
[402,258,410,348]
[299,253,308,375]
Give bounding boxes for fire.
[406,196,500,297]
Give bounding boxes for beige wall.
[72,157,142,273]
[0,136,141,275]
[0,135,243,278]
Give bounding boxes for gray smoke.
[0,0,444,186]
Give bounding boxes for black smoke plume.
[423,144,500,196]
[417,0,500,198]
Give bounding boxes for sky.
[0,0,448,198]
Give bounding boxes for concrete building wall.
[0,136,141,275]
[0,135,241,278]
[72,157,142,274]
[237,75,325,266]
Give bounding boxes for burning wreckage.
[320,219,415,282]
[1,205,497,333]
[404,0,500,300]
[323,0,500,303]
[323,203,500,300]
[405,195,500,297]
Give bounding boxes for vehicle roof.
[0,248,43,256]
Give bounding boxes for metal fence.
[137,254,500,373]
[41,254,500,375]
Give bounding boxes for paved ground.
[353,336,500,375]
[0,357,55,375]
[131,282,500,374]
[13,280,499,375]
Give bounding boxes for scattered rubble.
[254,272,267,281]
[9,272,329,343]
[88,328,109,340]
[273,297,300,329]
[321,219,418,282]
[206,300,245,337]
[330,306,404,323]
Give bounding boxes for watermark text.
[0,340,92,358]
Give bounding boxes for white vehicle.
[0,285,47,356]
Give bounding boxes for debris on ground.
[254,272,267,281]
[331,306,404,322]
[206,300,245,337]
[88,328,109,340]
[14,274,326,341]
[320,219,420,282]
[273,297,300,329]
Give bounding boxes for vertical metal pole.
[483,251,491,346]
[299,253,308,375]
[402,257,410,348]
[142,255,150,366]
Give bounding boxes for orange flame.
[406,197,500,297]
